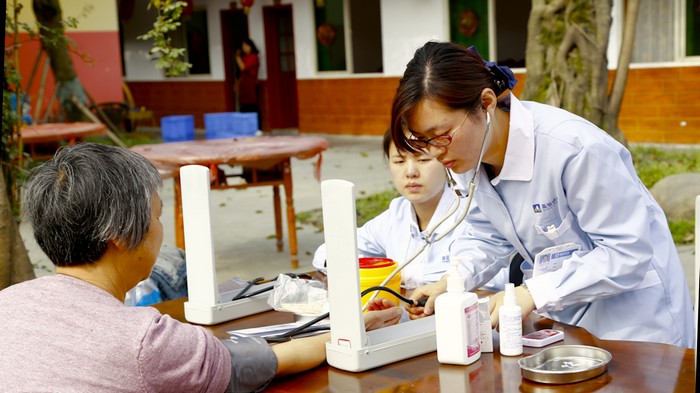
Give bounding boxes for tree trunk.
[0,172,35,290]
[603,0,640,144]
[523,0,628,146]
[32,0,88,122]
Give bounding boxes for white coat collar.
[491,94,534,186]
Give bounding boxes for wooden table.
[20,122,107,157]
[154,297,696,392]
[130,136,328,268]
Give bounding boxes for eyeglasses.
[407,112,469,149]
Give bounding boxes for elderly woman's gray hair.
[22,143,162,267]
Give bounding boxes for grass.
[630,145,699,244]
[298,144,699,244]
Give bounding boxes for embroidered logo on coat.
[532,197,558,213]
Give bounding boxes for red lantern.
[241,0,254,15]
[317,23,336,46]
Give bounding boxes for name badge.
[533,242,580,276]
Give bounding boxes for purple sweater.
[0,275,231,392]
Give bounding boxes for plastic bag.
[125,278,162,307]
[267,274,328,315]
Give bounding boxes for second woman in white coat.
[312,130,507,290]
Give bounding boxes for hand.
[488,285,536,329]
[364,298,403,330]
[404,278,447,320]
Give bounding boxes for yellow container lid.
[359,257,401,307]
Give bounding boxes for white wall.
[381,0,450,76]
[293,0,319,79]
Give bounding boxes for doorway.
[263,4,298,130]
[220,8,249,112]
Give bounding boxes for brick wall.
[127,81,228,129]
[297,66,700,144]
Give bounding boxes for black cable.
[237,284,274,299]
[264,312,330,343]
[231,273,313,302]
[263,285,419,343]
[360,285,422,306]
[231,277,264,301]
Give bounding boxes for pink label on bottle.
[464,303,480,357]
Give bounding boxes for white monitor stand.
[321,179,437,372]
[180,165,274,325]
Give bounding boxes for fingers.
[408,311,430,320]
[365,298,397,311]
[364,305,403,330]
[382,307,403,326]
[422,295,437,316]
[489,291,504,329]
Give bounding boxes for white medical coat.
[451,95,694,348]
[312,184,511,289]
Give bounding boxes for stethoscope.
[364,111,492,308]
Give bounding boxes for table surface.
[153,297,696,393]
[20,122,107,144]
[130,135,329,267]
[129,135,329,171]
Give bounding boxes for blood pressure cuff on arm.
[220,336,278,393]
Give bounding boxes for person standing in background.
[236,38,261,128]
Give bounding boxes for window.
[170,9,211,75]
[185,9,211,74]
[449,0,490,58]
[278,9,295,72]
[632,1,675,63]
[314,0,383,73]
[449,0,529,67]
[685,0,700,57]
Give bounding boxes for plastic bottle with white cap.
[435,256,481,365]
[499,283,523,356]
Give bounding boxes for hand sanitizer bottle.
[435,257,481,365]
[499,283,523,356]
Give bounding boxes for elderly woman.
[0,143,401,392]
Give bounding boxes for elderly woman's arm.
[273,304,403,377]
[272,332,330,377]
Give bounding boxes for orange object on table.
[130,135,329,268]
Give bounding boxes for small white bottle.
[435,257,481,365]
[499,283,523,356]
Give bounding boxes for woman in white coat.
[391,41,694,348]
[313,130,508,291]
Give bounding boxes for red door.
[263,5,298,130]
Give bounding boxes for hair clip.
[466,46,518,96]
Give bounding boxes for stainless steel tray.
[518,345,612,384]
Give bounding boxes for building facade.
[15,0,700,144]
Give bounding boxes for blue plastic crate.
[204,112,258,139]
[237,112,259,134]
[161,115,195,142]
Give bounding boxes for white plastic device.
[180,165,274,325]
[321,179,437,372]
[522,329,565,347]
